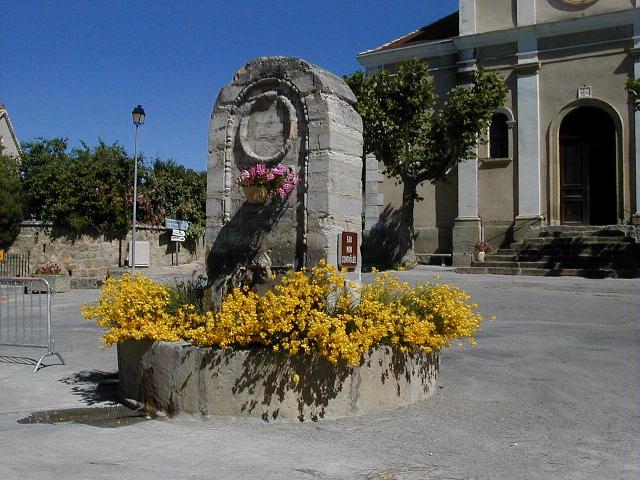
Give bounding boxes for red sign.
[339,232,358,268]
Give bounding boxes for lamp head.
[132,105,145,126]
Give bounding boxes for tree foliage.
[346,60,507,264]
[0,153,23,248]
[19,138,206,239]
[626,78,640,112]
[145,159,207,239]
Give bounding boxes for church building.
[358,1,640,266]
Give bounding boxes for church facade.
[357,0,640,266]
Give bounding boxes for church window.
[489,113,509,159]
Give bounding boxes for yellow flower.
[83,261,487,366]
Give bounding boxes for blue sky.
[1,1,457,171]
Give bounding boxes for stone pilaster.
[516,0,536,27]
[459,0,476,36]
[632,17,640,224]
[515,36,544,230]
[453,48,481,267]
[364,154,383,230]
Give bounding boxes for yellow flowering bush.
[81,273,182,346]
[83,262,485,366]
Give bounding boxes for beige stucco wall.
[538,35,632,221]
[477,68,517,246]
[374,172,457,258]
[536,0,632,24]
[476,0,516,33]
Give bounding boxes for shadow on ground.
[0,355,38,366]
[60,370,119,406]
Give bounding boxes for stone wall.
[7,222,205,277]
[118,340,439,420]
[206,57,363,306]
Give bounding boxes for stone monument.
[206,57,363,306]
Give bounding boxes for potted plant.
[237,162,299,204]
[33,261,70,294]
[474,241,493,262]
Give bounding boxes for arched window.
[489,113,509,159]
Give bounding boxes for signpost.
[165,219,189,266]
[165,218,190,231]
[338,231,358,269]
[170,229,186,242]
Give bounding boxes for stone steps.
[457,225,640,278]
[486,252,639,263]
[457,266,638,278]
[478,259,639,269]
[525,225,636,238]
[512,237,637,247]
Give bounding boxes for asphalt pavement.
[0,265,638,479]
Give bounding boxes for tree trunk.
[398,178,417,267]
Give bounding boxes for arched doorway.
[559,107,617,225]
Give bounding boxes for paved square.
[1,267,638,479]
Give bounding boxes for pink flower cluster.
[34,261,63,275]
[237,162,299,199]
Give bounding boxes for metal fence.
[0,254,30,278]
[0,277,65,372]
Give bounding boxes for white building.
[358,1,640,266]
[0,104,21,158]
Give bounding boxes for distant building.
[0,104,21,158]
[358,1,640,266]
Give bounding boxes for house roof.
[363,11,459,55]
[0,104,21,156]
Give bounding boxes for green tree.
[0,153,23,249]
[346,60,507,265]
[20,138,134,236]
[626,78,640,112]
[20,138,206,239]
[145,159,206,239]
[69,140,133,234]
[20,138,74,223]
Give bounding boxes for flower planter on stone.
[32,273,71,294]
[242,185,269,204]
[117,340,439,421]
[475,251,486,262]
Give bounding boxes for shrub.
[166,275,208,315]
[81,273,182,346]
[474,240,493,253]
[83,262,484,366]
[0,154,23,249]
[34,261,63,275]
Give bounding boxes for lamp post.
[131,105,145,274]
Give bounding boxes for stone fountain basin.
[118,340,439,421]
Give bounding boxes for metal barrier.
[0,277,65,372]
[0,253,30,277]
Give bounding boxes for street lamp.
[131,105,145,273]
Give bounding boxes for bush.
[0,154,23,249]
[83,262,484,366]
[34,261,63,275]
[166,275,208,315]
[19,139,207,239]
